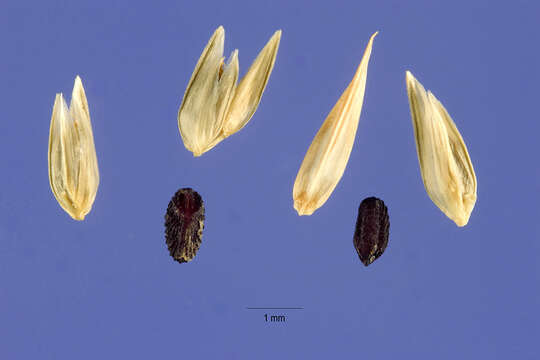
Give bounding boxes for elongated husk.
[406,71,477,226]
[222,30,282,137]
[178,26,239,156]
[293,32,377,215]
[48,76,99,220]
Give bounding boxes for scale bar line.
[245,307,304,310]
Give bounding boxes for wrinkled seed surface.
[353,197,390,266]
[164,188,205,263]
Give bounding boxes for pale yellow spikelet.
[293,32,378,216]
[178,26,281,156]
[48,76,99,220]
[405,71,477,226]
[221,30,281,137]
[178,26,239,157]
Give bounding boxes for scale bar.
[245,307,304,310]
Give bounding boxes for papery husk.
[293,32,377,216]
[406,71,477,226]
[48,76,99,220]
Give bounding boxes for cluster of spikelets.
[47,26,477,227]
[292,32,476,226]
[178,26,281,157]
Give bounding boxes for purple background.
[1,1,539,358]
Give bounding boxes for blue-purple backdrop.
[1,1,538,358]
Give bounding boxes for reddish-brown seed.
[353,197,390,266]
[164,188,205,263]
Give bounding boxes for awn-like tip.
[293,32,377,216]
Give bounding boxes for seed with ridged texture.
[353,197,390,266]
[164,188,205,263]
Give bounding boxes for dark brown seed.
[353,197,390,266]
[164,188,205,263]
